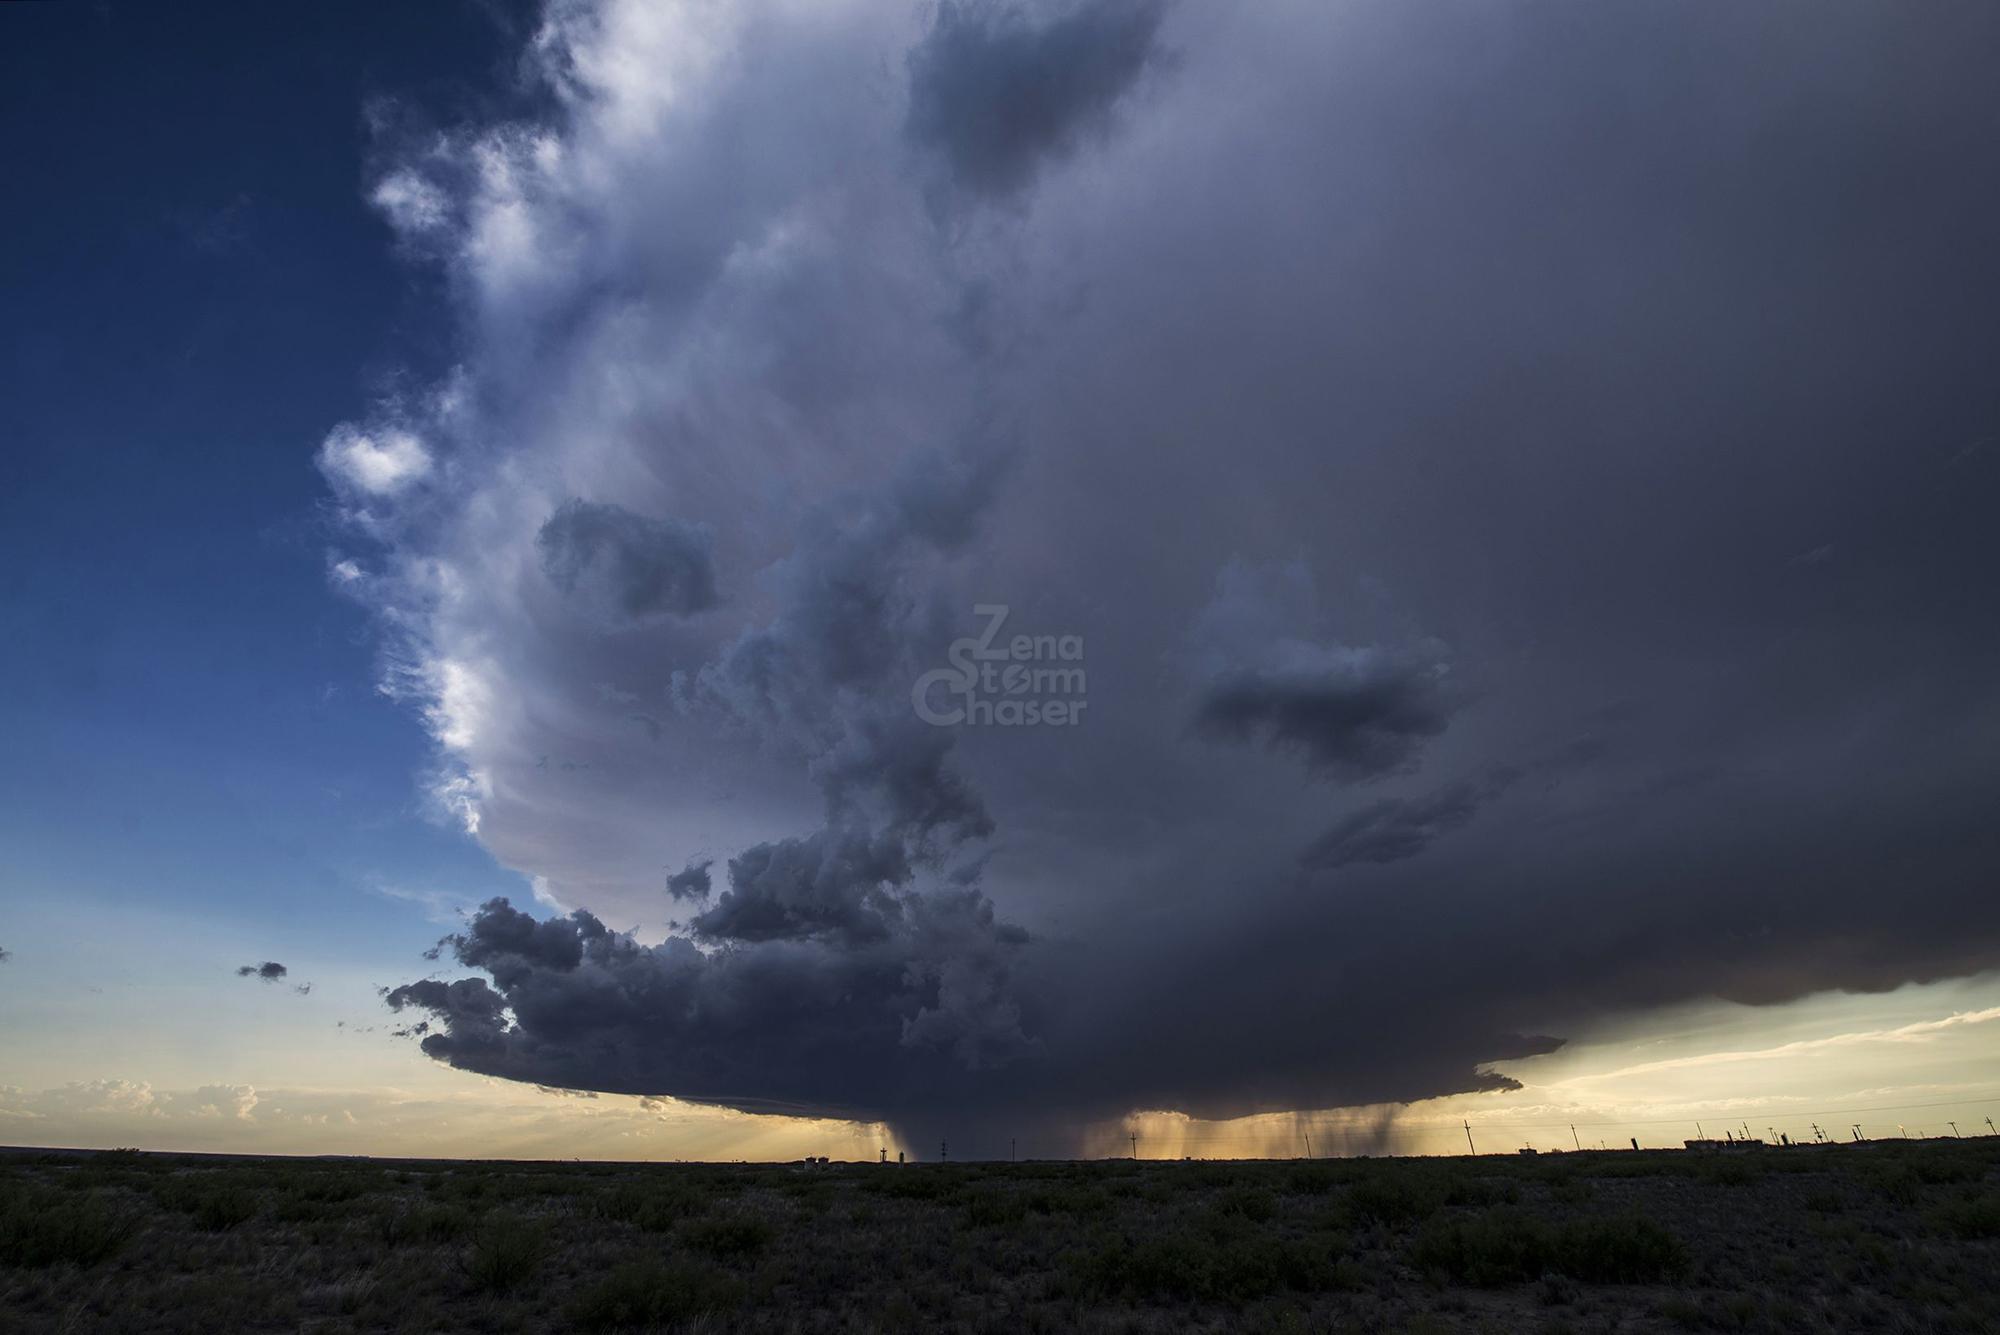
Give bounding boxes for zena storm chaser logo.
[912,604,1087,727]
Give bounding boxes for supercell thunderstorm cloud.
[334,0,2000,1154]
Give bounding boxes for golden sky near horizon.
[5,932,1994,1163]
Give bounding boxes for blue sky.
[5,0,1999,1160]
[1,2,534,967]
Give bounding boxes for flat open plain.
[2,1138,1996,1333]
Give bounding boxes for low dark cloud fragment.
[906,0,1168,200]
[690,829,911,946]
[446,898,585,984]
[665,859,713,901]
[386,892,1032,1122]
[1300,768,1519,872]
[237,961,288,981]
[1193,652,1456,783]
[536,499,718,626]
[386,976,505,1048]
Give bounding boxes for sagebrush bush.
[1067,1230,1351,1304]
[1690,1157,1761,1187]
[1444,1177,1518,1208]
[1215,1185,1277,1222]
[154,1178,258,1231]
[684,1214,774,1259]
[465,1214,544,1293]
[1287,1165,1345,1195]
[0,1189,129,1268]
[379,1203,472,1246]
[1558,1215,1691,1283]
[863,1168,968,1202]
[1342,1172,1445,1227]
[599,1182,700,1232]
[1931,1192,2000,1239]
[570,1259,745,1330]
[1410,1209,1555,1286]
[1546,1174,1595,1206]
[293,1173,371,1204]
[1908,1155,1985,1186]
[962,1188,1028,1228]
[1411,1211,1688,1286]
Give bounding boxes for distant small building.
[1684,1138,1765,1152]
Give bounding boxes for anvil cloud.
[331,0,2000,1154]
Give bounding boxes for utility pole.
[1571,1125,1581,1152]
[1464,1120,1476,1156]
[1010,1138,1016,1163]
[1987,1117,1996,1136]
[1851,1125,1863,1143]
[1950,1122,1961,1139]
[1129,1132,1137,1160]
[940,1139,948,1163]
[879,1147,886,1164]
[1303,1129,1313,1160]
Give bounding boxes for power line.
[1115,1096,2000,1151]
[1448,1096,2000,1133]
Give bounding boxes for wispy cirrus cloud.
[1562,1008,2000,1087]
